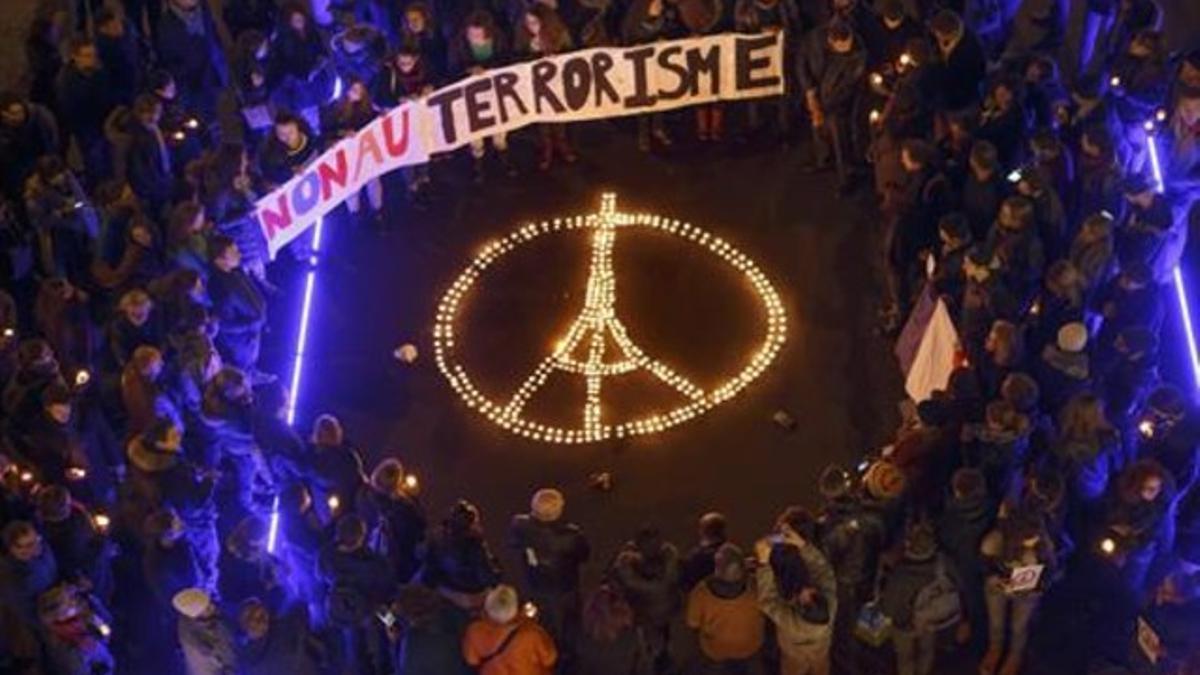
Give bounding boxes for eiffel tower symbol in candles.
[433,193,788,444]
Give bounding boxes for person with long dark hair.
[320,77,386,226]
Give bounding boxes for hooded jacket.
[756,543,836,654]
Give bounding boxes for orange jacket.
[686,579,766,661]
[462,617,558,675]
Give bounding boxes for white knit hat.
[484,585,519,624]
[530,488,564,522]
[172,588,212,619]
[1057,322,1088,353]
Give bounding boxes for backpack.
[911,557,962,633]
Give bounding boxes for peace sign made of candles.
[433,194,788,444]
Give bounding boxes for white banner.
[255,32,786,258]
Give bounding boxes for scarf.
[169,3,206,37]
[469,40,494,62]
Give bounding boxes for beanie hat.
[1057,322,1088,353]
[863,460,906,500]
[484,585,519,624]
[173,588,212,619]
[531,488,565,522]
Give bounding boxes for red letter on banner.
[382,107,410,158]
[258,193,292,240]
[317,148,349,200]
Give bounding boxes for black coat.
[934,32,986,111]
[156,5,228,106]
[208,266,266,337]
[421,533,502,594]
[361,490,427,583]
[126,124,174,212]
[0,103,59,198]
[96,25,144,104]
[143,539,201,608]
[56,65,117,146]
[238,605,322,675]
[318,544,397,623]
[508,515,590,595]
[797,28,867,113]
[0,547,58,622]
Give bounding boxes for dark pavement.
[269,117,905,584]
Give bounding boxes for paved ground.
[267,117,905,580]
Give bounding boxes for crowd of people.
[0,0,1199,674]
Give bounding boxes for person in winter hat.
[1036,321,1091,414]
[755,522,836,675]
[174,587,237,675]
[508,487,590,657]
[462,584,558,675]
[686,542,765,670]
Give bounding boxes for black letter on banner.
[492,71,528,123]
[590,52,620,106]
[464,78,497,133]
[655,46,690,100]
[561,57,592,110]
[686,45,721,96]
[736,34,781,91]
[622,46,657,108]
[532,61,566,114]
[426,86,466,144]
